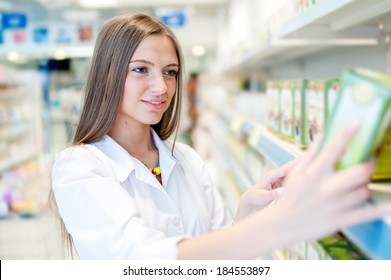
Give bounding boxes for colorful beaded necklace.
[142,162,162,184]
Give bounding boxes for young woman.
[51,13,391,260]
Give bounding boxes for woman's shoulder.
[51,142,119,180]
[167,140,205,167]
[54,143,103,161]
[165,140,198,157]
[52,142,112,174]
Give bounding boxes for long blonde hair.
[49,13,185,258]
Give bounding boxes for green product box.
[280,80,294,141]
[266,80,281,133]
[324,78,340,124]
[373,126,391,180]
[321,68,391,170]
[306,241,330,260]
[319,233,367,260]
[307,80,325,144]
[293,80,308,148]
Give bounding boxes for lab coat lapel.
[151,129,178,187]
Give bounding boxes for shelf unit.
[0,70,44,215]
[212,0,391,259]
[219,0,391,75]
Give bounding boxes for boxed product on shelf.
[265,80,280,133]
[320,68,391,171]
[306,80,325,144]
[279,80,295,141]
[372,126,391,180]
[306,241,330,260]
[324,78,340,124]
[318,233,367,260]
[293,79,308,148]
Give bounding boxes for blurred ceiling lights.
[192,44,206,56]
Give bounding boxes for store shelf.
[343,184,391,260]
[0,123,30,140]
[221,0,390,75]
[0,151,39,173]
[214,112,253,193]
[240,119,391,259]
[0,71,42,176]
[277,0,391,36]
[247,123,301,167]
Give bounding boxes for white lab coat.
[51,129,232,259]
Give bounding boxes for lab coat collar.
[92,135,135,183]
[92,129,179,185]
[151,129,178,186]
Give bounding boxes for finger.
[261,159,300,190]
[267,162,295,184]
[316,120,360,169]
[293,133,323,172]
[280,158,300,173]
[336,202,391,229]
[326,161,376,195]
[251,189,282,206]
[333,187,370,213]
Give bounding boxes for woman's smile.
[141,99,166,110]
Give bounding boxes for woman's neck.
[108,121,158,167]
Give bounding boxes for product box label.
[266,81,280,132]
[280,80,294,141]
[324,79,340,125]
[293,80,308,148]
[307,80,325,144]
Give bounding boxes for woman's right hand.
[178,122,391,260]
[267,121,391,246]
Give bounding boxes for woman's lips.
[142,100,165,110]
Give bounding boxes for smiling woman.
[49,13,391,260]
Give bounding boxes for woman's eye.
[164,69,177,77]
[132,67,148,74]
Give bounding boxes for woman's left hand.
[235,159,298,222]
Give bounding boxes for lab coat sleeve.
[51,146,188,260]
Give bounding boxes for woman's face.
[118,34,179,128]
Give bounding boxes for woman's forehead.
[129,35,178,64]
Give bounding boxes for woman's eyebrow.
[129,59,154,66]
[166,63,179,68]
[129,59,179,68]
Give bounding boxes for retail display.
[293,80,308,148]
[307,80,325,144]
[212,0,391,260]
[324,79,340,123]
[266,81,280,133]
[266,77,341,149]
[279,80,294,141]
[0,66,44,218]
[213,100,391,259]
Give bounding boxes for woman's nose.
[150,73,167,94]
